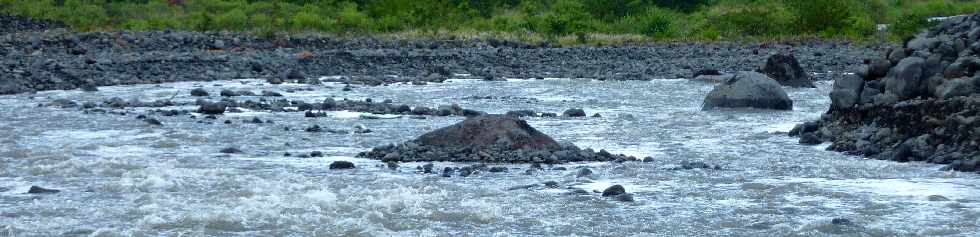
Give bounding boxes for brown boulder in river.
[415,115,561,151]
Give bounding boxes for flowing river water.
[1,78,979,236]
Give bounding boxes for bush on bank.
[0,0,978,43]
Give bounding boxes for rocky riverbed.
[3,13,980,237]
[0,14,884,95]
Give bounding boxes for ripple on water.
[1,78,979,236]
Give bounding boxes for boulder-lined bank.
[1,14,881,95]
[796,13,980,172]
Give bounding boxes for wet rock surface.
[358,115,637,163]
[799,13,980,172]
[702,71,793,110]
[760,54,816,88]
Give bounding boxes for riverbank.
[1,24,885,95]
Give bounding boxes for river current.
[1,78,978,236]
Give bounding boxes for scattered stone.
[261,90,283,97]
[601,185,626,197]
[329,161,356,170]
[441,167,453,177]
[220,89,241,97]
[760,54,815,88]
[488,167,507,173]
[219,147,242,154]
[576,168,593,178]
[144,118,162,126]
[190,88,209,97]
[197,102,226,115]
[831,218,852,226]
[458,166,474,177]
[27,186,60,194]
[563,108,587,117]
[927,195,951,202]
[305,125,322,132]
[798,132,822,145]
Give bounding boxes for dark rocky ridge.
[358,115,637,163]
[1,25,882,95]
[798,13,980,172]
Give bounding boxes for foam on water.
[3,78,980,236]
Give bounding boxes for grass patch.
[0,0,977,43]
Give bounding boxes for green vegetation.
[1,0,979,43]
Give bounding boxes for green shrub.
[631,7,677,38]
[121,19,151,31]
[215,8,248,31]
[334,2,372,33]
[890,11,935,40]
[529,0,596,36]
[785,0,858,33]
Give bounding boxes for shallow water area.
[1,78,979,236]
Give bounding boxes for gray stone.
[884,57,926,100]
[691,74,734,83]
[414,115,562,151]
[830,74,864,110]
[601,185,626,197]
[937,77,977,99]
[190,88,209,97]
[329,161,356,170]
[563,108,586,117]
[760,54,815,88]
[868,59,891,79]
[799,132,822,145]
[702,71,793,110]
[198,102,227,114]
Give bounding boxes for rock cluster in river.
[358,115,637,163]
[796,13,980,172]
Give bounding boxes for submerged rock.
[197,102,227,115]
[329,161,356,170]
[190,88,209,97]
[563,108,587,117]
[601,185,626,197]
[702,71,793,110]
[27,186,60,194]
[219,147,242,154]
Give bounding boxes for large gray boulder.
[415,115,562,151]
[936,77,978,99]
[884,57,926,100]
[702,71,793,110]
[830,74,865,110]
[760,54,815,88]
